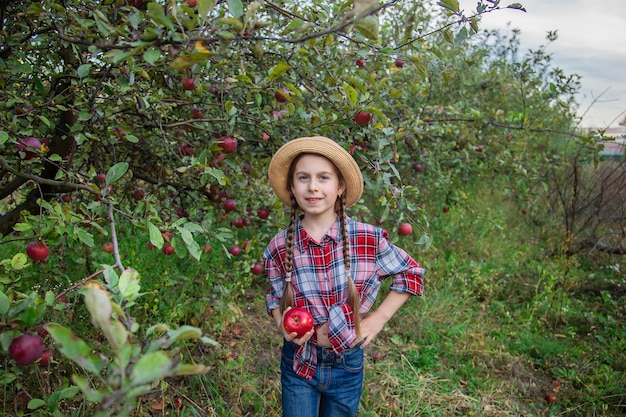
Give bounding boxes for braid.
[339,194,361,336]
[279,194,299,313]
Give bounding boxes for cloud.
[461,0,626,127]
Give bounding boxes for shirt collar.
[295,215,344,249]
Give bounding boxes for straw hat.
[268,136,364,208]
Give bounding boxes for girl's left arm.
[358,290,410,348]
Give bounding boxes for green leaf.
[11,253,28,270]
[106,162,129,184]
[75,227,95,247]
[27,399,46,410]
[0,130,8,145]
[129,351,174,386]
[354,15,379,41]
[177,226,201,261]
[0,290,9,316]
[267,61,291,82]
[77,64,92,78]
[227,0,243,18]
[162,325,202,348]
[118,268,141,300]
[45,323,108,374]
[506,3,526,12]
[143,49,161,65]
[342,83,358,107]
[437,0,459,13]
[71,375,105,402]
[147,221,165,249]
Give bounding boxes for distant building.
[596,126,626,160]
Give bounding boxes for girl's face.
[290,154,345,218]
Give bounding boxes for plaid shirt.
[264,215,424,380]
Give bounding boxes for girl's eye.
[297,175,308,180]
[319,175,329,181]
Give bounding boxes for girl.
[264,136,425,417]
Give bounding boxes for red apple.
[61,193,72,202]
[257,207,270,220]
[355,58,365,67]
[412,162,424,172]
[95,173,106,183]
[161,231,173,241]
[182,78,196,91]
[202,244,212,254]
[229,245,241,256]
[398,223,413,236]
[179,144,193,156]
[442,206,450,213]
[39,349,52,367]
[26,241,50,262]
[283,307,314,337]
[354,111,372,127]
[162,242,175,256]
[191,108,203,119]
[250,263,263,275]
[232,218,245,228]
[274,88,289,103]
[218,136,237,153]
[271,110,283,121]
[223,199,237,212]
[475,145,484,152]
[103,242,114,253]
[9,334,44,366]
[395,58,404,68]
[184,0,197,6]
[132,188,145,200]
[545,393,557,404]
[16,136,42,160]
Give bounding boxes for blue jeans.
[280,340,364,417]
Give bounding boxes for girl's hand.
[279,307,315,346]
[358,311,387,348]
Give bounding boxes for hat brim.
[268,136,363,208]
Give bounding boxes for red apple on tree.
[354,111,372,127]
[250,263,263,275]
[229,245,241,256]
[39,349,52,367]
[26,241,50,262]
[223,199,237,212]
[395,58,404,68]
[257,207,270,220]
[274,88,289,103]
[182,78,197,91]
[355,58,365,67]
[191,108,203,119]
[95,173,106,183]
[9,334,44,366]
[16,136,42,160]
[412,162,424,172]
[103,242,114,253]
[398,223,413,236]
[283,307,314,337]
[218,136,237,153]
[184,0,197,6]
[132,188,145,200]
[162,242,175,256]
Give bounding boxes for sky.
[459,0,626,128]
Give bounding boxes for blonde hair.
[279,155,361,336]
